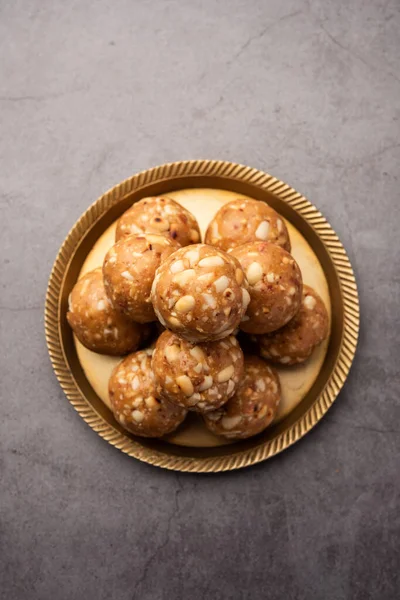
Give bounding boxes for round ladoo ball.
[151,244,250,342]
[109,348,187,437]
[103,233,179,323]
[258,285,329,365]
[152,330,244,413]
[231,241,303,334]
[67,268,147,355]
[115,196,201,247]
[205,198,291,252]
[203,356,281,440]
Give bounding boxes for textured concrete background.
[1,0,399,598]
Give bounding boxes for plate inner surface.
[75,188,331,448]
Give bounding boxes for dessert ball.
[205,198,291,253]
[258,285,329,365]
[109,348,187,437]
[152,330,244,413]
[203,356,281,440]
[231,242,302,334]
[67,268,146,355]
[151,244,250,342]
[115,196,201,247]
[103,233,179,323]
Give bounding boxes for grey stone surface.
[1,0,399,598]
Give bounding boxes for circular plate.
[45,160,359,472]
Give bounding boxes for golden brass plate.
[45,160,359,472]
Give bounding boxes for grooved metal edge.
[45,160,360,472]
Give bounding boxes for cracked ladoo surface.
[151,243,250,342]
[205,197,291,252]
[152,330,244,413]
[231,241,303,334]
[115,196,201,247]
[203,356,281,440]
[67,268,147,355]
[103,233,179,323]
[257,285,329,365]
[109,349,187,437]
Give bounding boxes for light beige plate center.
[76,188,331,447]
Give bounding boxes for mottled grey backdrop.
[1,0,399,599]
